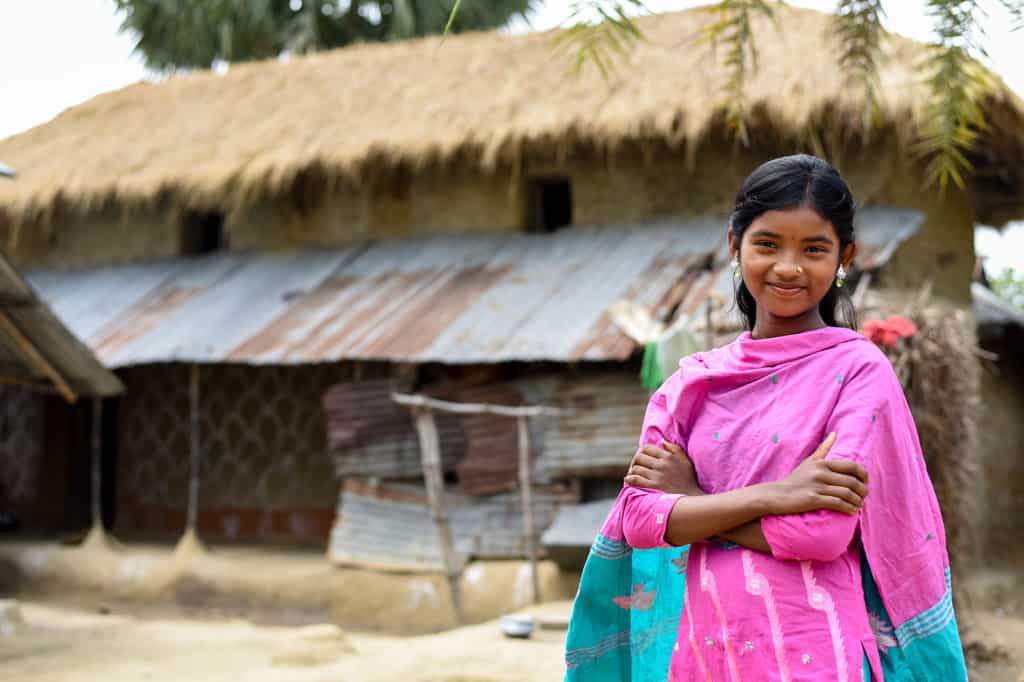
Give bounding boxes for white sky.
[0,0,1021,273]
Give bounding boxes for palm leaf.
[916,0,994,192]
[832,0,886,135]
[698,1,778,144]
[549,1,650,79]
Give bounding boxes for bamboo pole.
[186,364,201,533]
[517,415,540,605]
[412,407,464,625]
[91,399,103,530]
[393,392,569,418]
[704,296,714,350]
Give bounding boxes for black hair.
[730,154,857,331]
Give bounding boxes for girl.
[565,155,967,681]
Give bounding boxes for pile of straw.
[866,286,981,617]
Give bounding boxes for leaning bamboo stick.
[517,415,541,605]
[413,408,464,624]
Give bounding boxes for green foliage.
[551,1,649,79]
[914,0,994,192]
[529,0,1023,194]
[698,0,778,144]
[990,267,1024,310]
[115,0,533,71]
[833,0,886,133]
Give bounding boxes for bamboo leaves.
[551,1,649,78]
[916,0,994,191]
[833,1,886,134]
[699,1,778,144]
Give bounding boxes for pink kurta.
[620,328,894,681]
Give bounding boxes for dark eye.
[806,245,827,253]
[754,240,776,248]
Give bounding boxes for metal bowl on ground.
[499,614,535,639]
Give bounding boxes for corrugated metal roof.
[24,208,921,369]
[0,254,122,399]
[27,220,723,367]
[854,208,925,270]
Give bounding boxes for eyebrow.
[748,229,835,244]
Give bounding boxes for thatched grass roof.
[1,4,1023,231]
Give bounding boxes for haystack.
[862,285,983,620]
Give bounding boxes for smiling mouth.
[766,283,805,297]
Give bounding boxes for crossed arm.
[620,434,868,562]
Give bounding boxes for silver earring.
[731,257,740,280]
[835,265,847,288]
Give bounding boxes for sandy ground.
[0,599,569,682]
[0,531,577,634]
[1,533,1023,681]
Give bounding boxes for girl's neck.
[751,307,828,340]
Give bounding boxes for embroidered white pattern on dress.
[742,550,792,681]
[801,561,849,682]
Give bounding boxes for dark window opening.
[181,210,226,255]
[525,177,573,233]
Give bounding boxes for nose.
[773,259,802,280]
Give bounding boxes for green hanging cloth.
[640,340,665,391]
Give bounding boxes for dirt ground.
[0,600,570,682]
[1,533,1023,682]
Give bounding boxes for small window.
[181,210,226,256]
[525,177,572,233]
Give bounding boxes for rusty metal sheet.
[324,379,464,479]
[328,479,568,568]
[445,383,526,496]
[534,372,650,479]
[24,209,919,367]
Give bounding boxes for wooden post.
[186,364,201,533]
[517,415,540,605]
[704,295,714,350]
[413,407,464,624]
[91,399,103,530]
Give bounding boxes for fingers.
[816,492,861,516]
[624,474,655,488]
[824,459,868,483]
[660,440,689,460]
[632,453,663,470]
[820,471,868,499]
[627,464,657,479]
[808,432,836,460]
[640,445,668,459]
[821,484,864,509]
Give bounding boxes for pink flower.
[860,315,917,348]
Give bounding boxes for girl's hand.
[624,440,704,496]
[766,432,869,516]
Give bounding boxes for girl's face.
[728,206,856,335]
